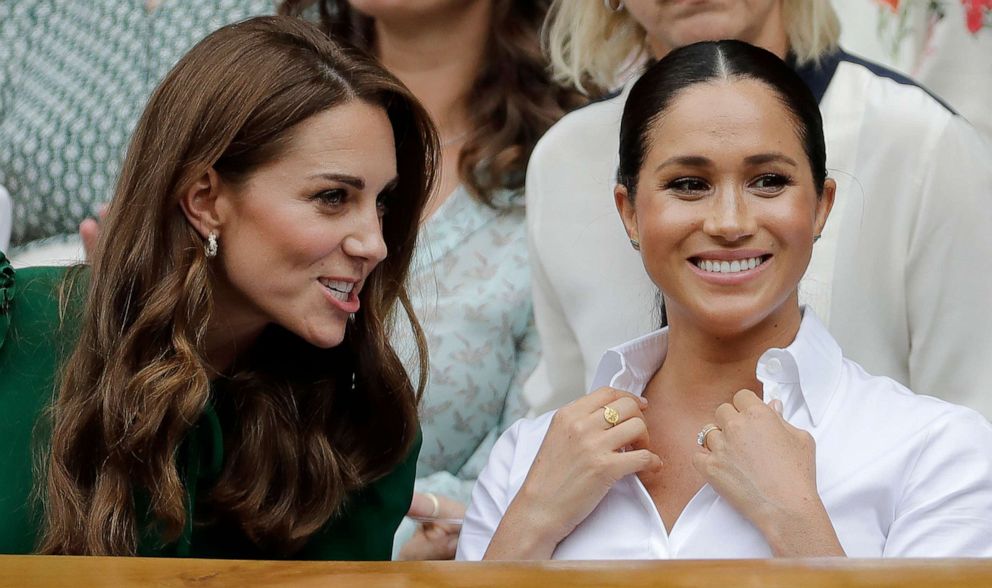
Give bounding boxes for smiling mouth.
[690,255,772,274]
[318,278,356,301]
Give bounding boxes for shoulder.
[0,258,84,375]
[825,50,959,135]
[529,91,625,172]
[836,357,992,449]
[835,50,954,111]
[3,262,80,332]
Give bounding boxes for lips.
[318,277,361,313]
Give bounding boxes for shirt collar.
[787,49,844,105]
[756,309,843,426]
[588,308,842,426]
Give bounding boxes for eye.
[750,173,792,195]
[311,188,348,207]
[376,192,390,218]
[665,177,710,199]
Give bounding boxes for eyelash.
[311,189,390,217]
[312,189,347,206]
[750,173,793,194]
[663,173,794,197]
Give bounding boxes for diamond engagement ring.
[696,424,720,448]
[603,405,621,427]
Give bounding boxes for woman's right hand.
[483,387,662,559]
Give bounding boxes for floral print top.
[394,186,538,510]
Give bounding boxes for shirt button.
[766,357,783,375]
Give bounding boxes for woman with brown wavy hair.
[0,16,437,558]
[278,0,585,560]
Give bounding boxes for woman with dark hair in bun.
[458,41,992,560]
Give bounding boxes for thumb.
[407,492,439,517]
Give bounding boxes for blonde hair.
[545,0,840,94]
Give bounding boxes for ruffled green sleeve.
[0,252,13,351]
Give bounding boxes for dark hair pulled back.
[617,40,826,200]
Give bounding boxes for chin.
[673,299,779,337]
[300,323,347,349]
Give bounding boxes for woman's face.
[212,100,396,349]
[616,79,834,336]
[624,0,787,57]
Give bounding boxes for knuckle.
[590,452,612,473]
[723,418,743,436]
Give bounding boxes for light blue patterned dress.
[391,186,539,556]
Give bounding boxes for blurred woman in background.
[280,0,584,559]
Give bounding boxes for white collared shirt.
[458,311,992,559]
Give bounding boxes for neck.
[372,1,490,138]
[203,281,266,377]
[645,299,802,415]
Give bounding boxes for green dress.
[0,253,420,559]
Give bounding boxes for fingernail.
[638,395,648,405]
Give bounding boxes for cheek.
[636,199,698,247]
[240,203,342,266]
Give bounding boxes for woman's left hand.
[692,389,844,557]
[397,492,466,560]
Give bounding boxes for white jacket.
[524,50,992,418]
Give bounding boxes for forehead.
[644,79,805,165]
[260,99,397,180]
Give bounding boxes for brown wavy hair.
[39,16,438,556]
[279,0,585,206]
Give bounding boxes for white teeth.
[319,279,355,299]
[694,256,766,274]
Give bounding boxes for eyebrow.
[743,153,799,167]
[655,155,711,173]
[310,173,365,189]
[654,152,799,173]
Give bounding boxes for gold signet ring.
[603,405,621,427]
[696,424,720,448]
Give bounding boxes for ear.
[814,178,836,237]
[179,167,225,239]
[614,184,639,244]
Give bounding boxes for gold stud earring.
[813,234,821,244]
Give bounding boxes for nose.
[342,205,388,265]
[702,184,756,243]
